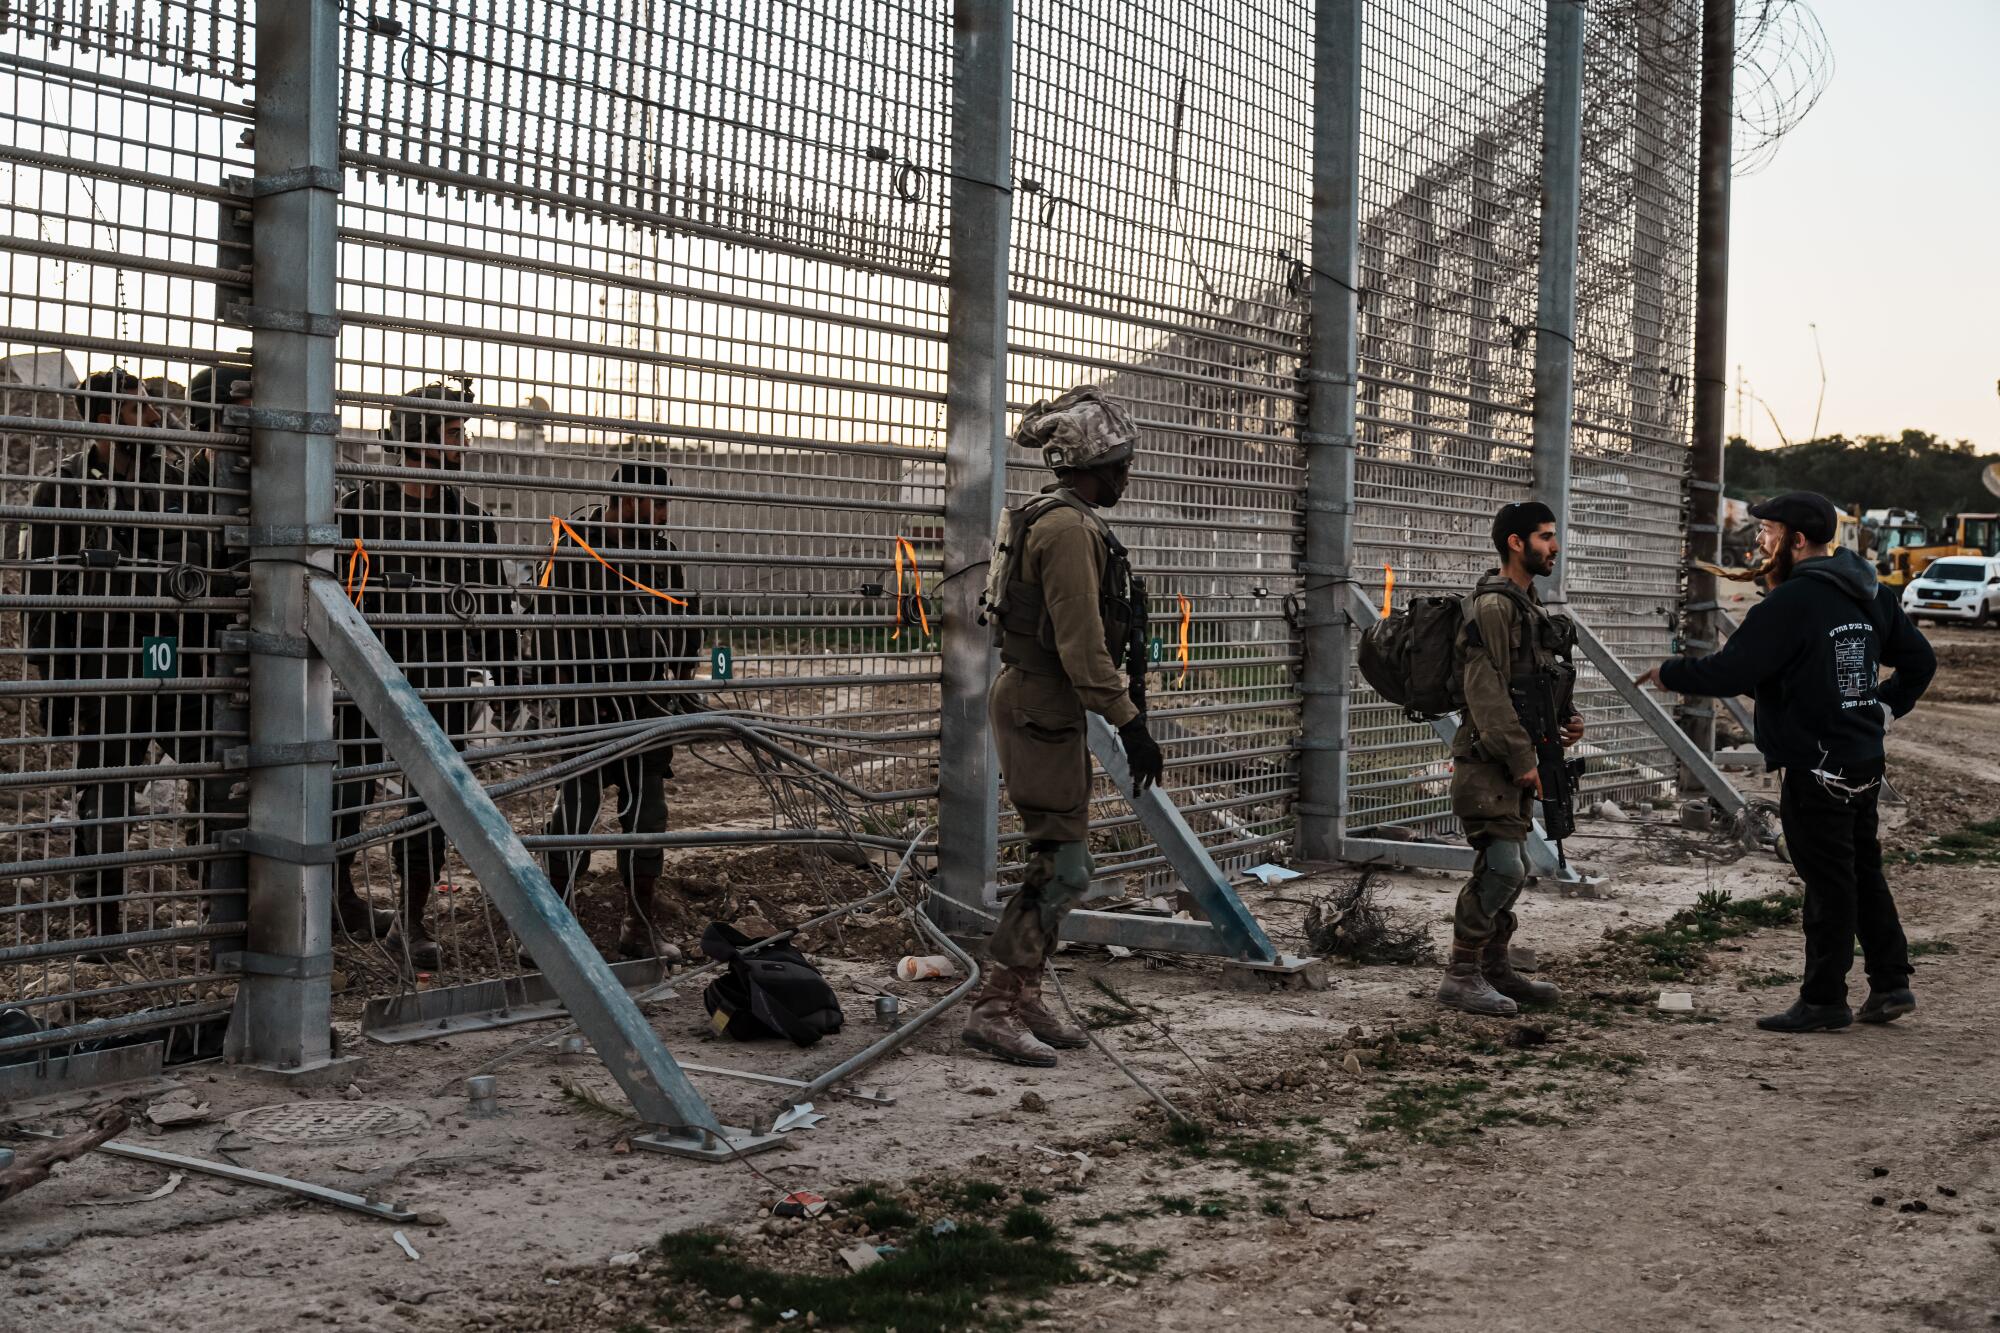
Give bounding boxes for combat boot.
[1014,969,1090,1049]
[616,873,663,962]
[1482,933,1561,1006]
[387,880,443,973]
[960,966,1058,1067]
[1436,941,1519,1016]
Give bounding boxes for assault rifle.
[1125,573,1150,718]
[1511,668,1586,867]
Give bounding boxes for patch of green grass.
[1217,1133,1311,1175]
[1261,1198,1288,1217]
[1624,891,1803,980]
[1917,817,2000,865]
[1154,1194,1229,1219]
[1164,1117,1212,1153]
[956,1181,1006,1210]
[1002,1206,1058,1243]
[656,1225,1081,1332]
[1362,1077,1491,1141]
[1020,1188,1053,1206]
[1088,1242,1169,1276]
[1743,970,1794,988]
[1072,1207,1152,1229]
[1908,939,1958,958]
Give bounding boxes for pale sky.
[1727,0,2000,451]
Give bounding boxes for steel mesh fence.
[1347,0,1699,837]
[0,0,1708,1061]
[1006,0,1312,893]
[0,0,254,1061]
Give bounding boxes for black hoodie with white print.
[1659,547,1936,776]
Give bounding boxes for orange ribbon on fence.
[1176,594,1192,685]
[345,537,370,605]
[537,514,687,606]
[1383,563,1395,615]
[892,537,930,640]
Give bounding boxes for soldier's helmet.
[1015,385,1137,472]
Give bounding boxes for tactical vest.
[980,488,1145,676]
[1462,581,1578,711]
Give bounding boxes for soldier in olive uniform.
[333,380,513,970]
[964,385,1165,1067]
[534,460,697,963]
[25,368,189,948]
[1440,501,1585,1016]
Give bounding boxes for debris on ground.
[0,1104,127,1203]
[1304,869,1439,965]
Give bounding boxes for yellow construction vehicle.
[1884,512,2000,588]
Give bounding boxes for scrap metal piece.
[9,1129,417,1222]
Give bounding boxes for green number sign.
[709,643,733,681]
[141,635,178,680]
[1147,636,1164,666]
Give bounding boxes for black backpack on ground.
[699,922,845,1046]
[1357,594,1466,719]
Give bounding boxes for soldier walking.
[533,460,697,963]
[963,386,1164,1066]
[1438,501,1585,1016]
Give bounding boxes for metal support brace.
[304,575,774,1157]
[1082,715,1279,963]
[1570,617,1746,817]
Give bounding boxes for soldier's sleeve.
[1036,518,1140,728]
[22,477,66,655]
[1460,593,1535,778]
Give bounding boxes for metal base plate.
[361,958,667,1044]
[1222,953,1329,991]
[0,1042,170,1120]
[230,1053,366,1088]
[630,1123,787,1162]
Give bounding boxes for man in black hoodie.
[1638,491,1936,1033]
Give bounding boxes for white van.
[1901,555,2000,625]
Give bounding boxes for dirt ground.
[5,630,1999,1333]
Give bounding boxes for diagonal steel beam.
[1571,617,1746,816]
[1083,716,1279,963]
[303,575,726,1136]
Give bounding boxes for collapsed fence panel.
[0,1,256,1067]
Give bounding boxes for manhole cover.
[226,1101,428,1144]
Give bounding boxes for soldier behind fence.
[528,460,697,965]
[333,379,513,971]
[963,385,1165,1067]
[22,368,214,953]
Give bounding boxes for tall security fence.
[2,0,1709,1083]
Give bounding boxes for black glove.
[1118,717,1165,792]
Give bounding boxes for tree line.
[1724,430,2000,528]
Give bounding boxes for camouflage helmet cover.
[1014,385,1137,472]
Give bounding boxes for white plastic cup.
[896,954,958,982]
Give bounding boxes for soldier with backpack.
[965,385,1164,1067]
[1441,502,1585,1014]
[1359,502,1587,1016]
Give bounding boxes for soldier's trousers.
[333,700,472,904]
[1451,757,1534,947]
[988,666,1095,968]
[71,694,233,939]
[544,749,673,895]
